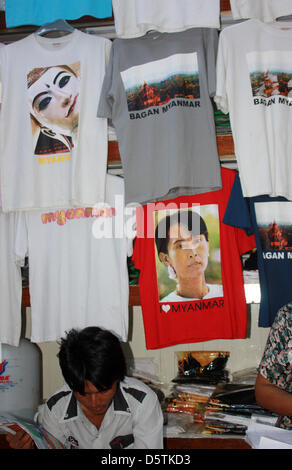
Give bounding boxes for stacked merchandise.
[199,383,277,436]
[126,357,167,405]
[172,351,230,385]
[165,384,214,417]
[165,351,227,425]
[163,352,278,437]
[245,422,292,449]
[164,351,235,436]
[214,108,231,136]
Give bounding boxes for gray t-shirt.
[98,28,221,205]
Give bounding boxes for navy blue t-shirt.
[223,172,292,328]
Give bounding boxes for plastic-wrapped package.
[231,367,258,385]
[126,357,167,404]
[172,351,230,385]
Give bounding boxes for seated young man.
[6,327,164,449]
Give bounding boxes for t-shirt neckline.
[253,18,292,37]
[32,29,80,52]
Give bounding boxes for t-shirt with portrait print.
[0,30,111,212]
[132,167,256,349]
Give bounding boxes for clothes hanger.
[35,19,75,36]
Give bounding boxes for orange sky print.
[121,53,200,112]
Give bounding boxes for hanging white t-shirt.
[14,174,133,343]
[0,30,111,212]
[215,19,292,199]
[112,0,220,38]
[230,0,292,22]
[0,210,22,346]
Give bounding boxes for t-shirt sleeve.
[0,52,2,105]
[205,28,219,98]
[97,44,115,119]
[0,45,6,107]
[14,212,28,267]
[223,171,256,255]
[131,206,145,270]
[105,36,112,64]
[214,29,229,114]
[223,172,254,235]
[124,204,137,257]
[132,237,141,271]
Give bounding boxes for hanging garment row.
[1,2,292,348]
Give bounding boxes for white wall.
[25,303,269,401]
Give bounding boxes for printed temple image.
[255,202,292,251]
[121,53,200,112]
[154,205,223,303]
[27,62,80,156]
[247,50,292,98]
[250,70,292,98]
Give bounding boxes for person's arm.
[255,304,292,419]
[255,372,292,417]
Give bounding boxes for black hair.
[155,210,209,256]
[57,326,127,395]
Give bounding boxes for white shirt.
[14,174,133,343]
[161,284,223,302]
[0,30,111,212]
[215,19,292,199]
[112,0,220,38]
[230,0,292,22]
[38,377,164,449]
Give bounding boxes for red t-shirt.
[133,168,256,349]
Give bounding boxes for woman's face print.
[165,222,209,280]
[28,66,80,134]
